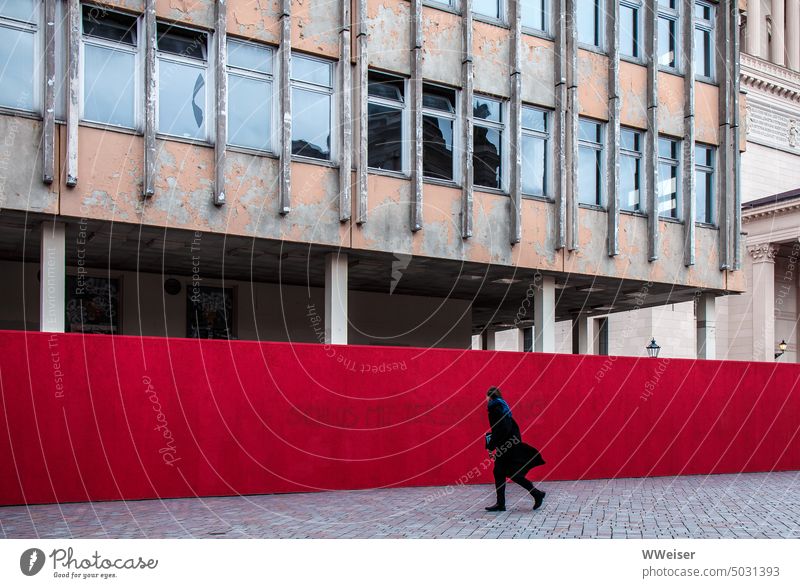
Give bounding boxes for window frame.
[289,51,337,162]
[421,82,460,184]
[577,117,605,207]
[694,143,715,225]
[472,93,507,192]
[472,0,506,24]
[0,0,41,114]
[657,135,682,220]
[620,0,643,61]
[694,0,716,82]
[577,0,604,51]
[657,0,681,73]
[155,22,213,143]
[521,0,550,36]
[225,36,276,153]
[520,104,551,198]
[619,127,644,213]
[366,70,409,175]
[79,5,142,131]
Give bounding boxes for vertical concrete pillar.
[607,0,620,256]
[749,243,777,362]
[553,0,567,250]
[571,315,594,355]
[40,222,65,333]
[732,3,743,270]
[772,0,786,66]
[516,328,526,352]
[339,0,352,221]
[279,0,292,214]
[566,0,579,251]
[534,276,555,352]
[410,0,423,232]
[143,0,156,198]
[356,0,368,224]
[481,329,496,351]
[461,0,474,238]
[325,253,348,345]
[66,0,80,186]
[696,293,716,359]
[509,0,523,244]
[747,0,763,57]
[787,0,800,70]
[682,0,696,266]
[645,0,659,261]
[213,0,227,206]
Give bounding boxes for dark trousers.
[493,466,538,506]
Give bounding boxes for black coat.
[487,399,545,478]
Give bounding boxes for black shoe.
[532,490,546,510]
[485,504,506,512]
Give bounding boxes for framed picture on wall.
[186,285,235,339]
[65,275,122,335]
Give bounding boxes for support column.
[749,243,777,362]
[66,0,80,186]
[40,222,65,333]
[571,315,594,355]
[279,0,292,214]
[772,0,786,66]
[339,0,352,221]
[696,293,716,359]
[324,253,348,345]
[553,0,567,250]
[461,0,474,238]
[566,0,579,251]
[509,0,522,244]
[747,0,763,57]
[607,0,620,256]
[682,0,696,266]
[788,0,800,71]
[645,0,659,261]
[356,0,368,223]
[213,0,227,206]
[42,0,56,184]
[534,276,555,352]
[143,0,156,198]
[410,0,423,232]
[481,329,496,351]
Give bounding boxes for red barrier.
[0,330,798,505]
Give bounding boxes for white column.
[696,293,716,359]
[324,252,348,344]
[749,243,777,361]
[534,275,555,352]
[571,315,594,355]
[516,328,526,352]
[772,0,786,66]
[40,221,65,332]
[787,0,800,70]
[481,329,496,351]
[748,0,764,57]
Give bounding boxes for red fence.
[0,330,798,506]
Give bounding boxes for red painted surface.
[0,330,798,506]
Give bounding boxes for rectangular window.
[577,0,603,48]
[65,276,121,335]
[157,24,208,140]
[658,136,681,219]
[521,105,550,197]
[473,95,504,190]
[694,1,715,79]
[367,71,406,173]
[82,6,138,128]
[578,119,604,206]
[0,0,37,111]
[620,1,641,59]
[291,54,334,160]
[521,0,548,33]
[422,84,457,181]
[473,0,502,20]
[620,128,643,212]
[658,0,679,68]
[187,286,235,340]
[227,39,273,151]
[695,144,715,224]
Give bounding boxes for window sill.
[695,75,717,86]
[423,176,460,189]
[472,14,509,29]
[156,133,213,148]
[695,221,718,230]
[578,202,606,212]
[620,55,646,67]
[368,167,410,181]
[80,120,142,136]
[521,193,555,203]
[521,27,553,42]
[658,66,683,77]
[620,208,647,218]
[228,144,278,159]
[421,1,460,17]
[578,43,607,56]
[291,154,338,168]
[0,106,40,121]
[474,185,508,196]
[659,216,684,224]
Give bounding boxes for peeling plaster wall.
[366,0,411,75]
[422,7,462,88]
[0,118,59,214]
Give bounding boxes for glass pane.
[422,113,454,180]
[228,74,271,150]
[522,107,547,132]
[694,28,712,77]
[658,17,676,67]
[157,25,206,60]
[578,145,602,205]
[620,129,640,152]
[423,85,456,113]
[0,0,35,22]
[620,4,638,58]
[473,0,500,19]
[521,134,546,196]
[367,102,403,171]
[291,88,331,159]
[620,153,641,211]
[695,145,712,167]
[228,39,271,74]
[658,162,679,217]
[158,59,206,139]
[83,6,137,45]
[0,25,34,110]
[579,119,601,143]
[473,96,501,123]
[695,2,711,20]
[659,137,677,159]
[521,0,546,31]
[473,126,502,189]
[577,0,599,46]
[368,72,404,102]
[291,54,332,87]
[84,44,136,127]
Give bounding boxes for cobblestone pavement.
[2,472,799,539]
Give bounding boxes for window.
[578,119,604,206]
[422,84,457,181]
[187,286,235,339]
[157,24,208,140]
[658,136,680,219]
[227,39,273,151]
[695,144,715,224]
[577,0,603,48]
[620,128,643,212]
[521,0,548,33]
[521,106,549,196]
[694,1,715,79]
[291,54,334,160]
[473,0,502,21]
[658,0,679,69]
[0,0,37,111]
[620,1,642,59]
[367,71,406,172]
[473,95,504,190]
[82,6,138,128]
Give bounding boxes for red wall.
[0,330,798,506]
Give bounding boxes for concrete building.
[0,0,743,354]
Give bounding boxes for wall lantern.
[646,338,661,359]
[775,340,788,360]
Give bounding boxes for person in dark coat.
[484,386,546,512]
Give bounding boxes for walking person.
[484,386,546,512]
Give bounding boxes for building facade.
[0,0,743,354]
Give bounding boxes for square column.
[481,329,496,351]
[788,0,800,70]
[40,221,66,332]
[534,275,555,352]
[696,293,716,359]
[748,243,777,362]
[772,0,786,66]
[324,252,348,345]
[571,315,594,355]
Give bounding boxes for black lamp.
[775,340,788,359]
[646,338,661,358]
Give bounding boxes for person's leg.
[510,475,546,510]
[485,465,507,511]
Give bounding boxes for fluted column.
[748,243,777,362]
[787,0,800,70]
[747,0,763,57]
[772,0,786,66]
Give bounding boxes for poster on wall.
[186,285,235,339]
[65,276,121,335]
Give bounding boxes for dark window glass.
[157,24,206,60]
[620,3,639,58]
[368,103,403,171]
[83,6,137,45]
[422,114,454,180]
[658,16,677,67]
